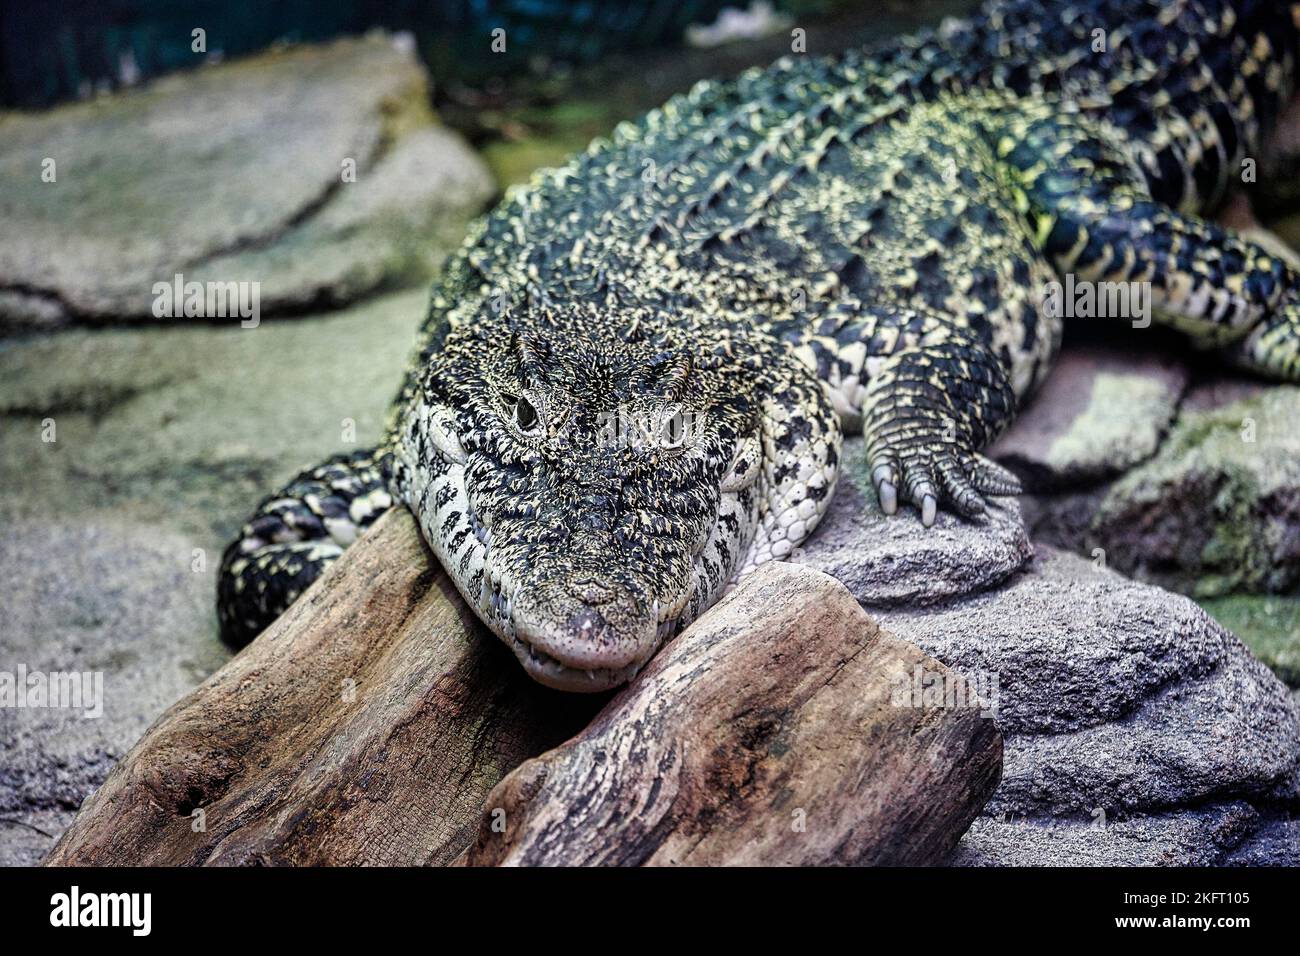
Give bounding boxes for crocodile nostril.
[570,578,615,605]
[567,606,609,639]
[510,586,659,673]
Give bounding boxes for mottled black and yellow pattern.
[220,0,1300,691]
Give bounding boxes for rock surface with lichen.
[0,33,492,327]
[1084,385,1300,598]
[991,346,1188,490]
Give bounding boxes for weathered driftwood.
[466,562,1003,866]
[47,508,1000,867]
[44,508,601,866]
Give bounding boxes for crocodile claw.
[921,493,937,527]
[868,442,1021,526]
[872,465,898,515]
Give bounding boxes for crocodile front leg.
[216,449,393,644]
[861,325,1023,526]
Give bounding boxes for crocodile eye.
[501,392,540,434]
[661,409,687,449]
[515,396,539,432]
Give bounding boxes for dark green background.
[1,0,843,108]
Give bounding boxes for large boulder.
[867,547,1300,865]
[1085,384,1300,597]
[995,349,1300,686]
[790,446,1300,864]
[991,346,1189,491]
[0,290,426,865]
[0,288,427,540]
[0,33,492,327]
[1002,350,1300,675]
[798,438,1032,607]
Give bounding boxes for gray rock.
[798,437,1033,607]
[1222,815,1300,866]
[951,802,1260,866]
[0,288,430,866]
[990,346,1188,491]
[1016,483,1107,558]
[873,547,1300,865]
[0,290,65,329]
[1021,377,1300,606]
[0,288,427,541]
[187,126,493,313]
[0,518,229,867]
[0,34,492,326]
[1177,374,1270,413]
[875,548,1228,737]
[1086,384,1300,597]
[989,647,1299,816]
[0,285,430,865]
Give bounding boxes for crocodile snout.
[509,582,659,692]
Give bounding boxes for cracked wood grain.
[46,511,1000,867]
[466,561,1003,866]
[43,507,601,866]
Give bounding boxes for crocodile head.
[395,303,769,691]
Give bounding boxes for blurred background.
[1,0,978,186]
[3,0,1299,867]
[2,1,942,106]
[4,0,795,107]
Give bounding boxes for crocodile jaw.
[505,630,648,692]
[394,313,772,693]
[504,582,686,692]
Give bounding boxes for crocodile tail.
[216,448,393,646]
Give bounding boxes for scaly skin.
[220,0,1300,691]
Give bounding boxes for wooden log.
[47,508,1001,867]
[44,508,601,866]
[466,562,1002,866]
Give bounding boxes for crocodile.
[218,0,1300,691]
